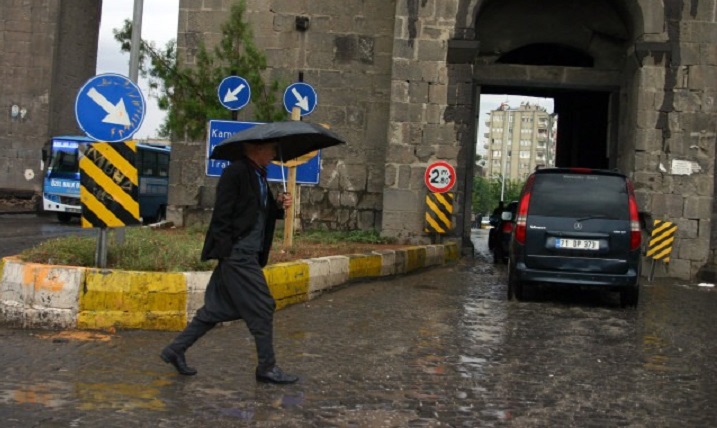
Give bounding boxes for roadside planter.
[0,242,460,331]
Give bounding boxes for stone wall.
[382,1,474,245]
[627,3,717,279]
[0,1,100,195]
[170,0,717,279]
[169,0,396,231]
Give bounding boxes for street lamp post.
[500,111,511,202]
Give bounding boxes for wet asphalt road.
[0,213,93,258]
[1,226,716,427]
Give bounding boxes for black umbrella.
[209,120,346,163]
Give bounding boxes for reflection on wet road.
[0,229,716,426]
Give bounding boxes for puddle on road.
[34,331,114,342]
[0,382,70,409]
[220,406,255,420]
[0,379,167,411]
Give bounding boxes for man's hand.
[277,192,292,209]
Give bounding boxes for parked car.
[507,168,642,307]
[488,201,518,264]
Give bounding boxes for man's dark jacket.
[200,157,283,267]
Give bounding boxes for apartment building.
[482,102,557,181]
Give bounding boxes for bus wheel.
[155,206,166,223]
[57,213,72,224]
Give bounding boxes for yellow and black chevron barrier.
[79,141,140,228]
[424,192,453,234]
[646,219,677,263]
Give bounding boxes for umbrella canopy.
[210,121,346,162]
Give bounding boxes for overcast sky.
[96,0,179,139]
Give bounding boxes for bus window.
[51,149,79,174]
[140,151,157,177]
[158,153,169,177]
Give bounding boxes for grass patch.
[18,225,401,272]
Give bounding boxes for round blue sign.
[74,73,145,142]
[283,82,318,116]
[217,76,251,111]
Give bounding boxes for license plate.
[67,208,81,214]
[556,238,599,250]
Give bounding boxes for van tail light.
[502,221,514,234]
[515,174,536,244]
[627,180,641,251]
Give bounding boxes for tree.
[472,175,524,215]
[114,0,285,140]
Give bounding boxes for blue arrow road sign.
[283,82,317,116]
[217,76,251,110]
[207,120,320,184]
[74,73,145,142]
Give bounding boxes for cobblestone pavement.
[1,229,716,427]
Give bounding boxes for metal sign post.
[423,162,457,244]
[75,73,146,268]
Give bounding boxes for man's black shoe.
[160,347,197,376]
[255,366,299,384]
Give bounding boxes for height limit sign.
[425,161,456,193]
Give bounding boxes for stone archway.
[445,0,717,280]
[471,0,635,170]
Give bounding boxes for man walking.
[160,141,298,384]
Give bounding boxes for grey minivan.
[507,168,642,307]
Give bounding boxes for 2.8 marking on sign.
[424,161,456,193]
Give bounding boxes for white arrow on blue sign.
[217,76,251,111]
[74,73,145,142]
[283,82,317,116]
[207,120,320,184]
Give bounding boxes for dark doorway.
[553,91,610,169]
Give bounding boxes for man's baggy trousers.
[167,252,277,371]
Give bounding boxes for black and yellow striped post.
[79,141,140,268]
[80,141,140,228]
[424,192,454,240]
[646,219,677,281]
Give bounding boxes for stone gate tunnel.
[459,0,717,280]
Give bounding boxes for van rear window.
[529,174,629,219]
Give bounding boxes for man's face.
[248,143,278,167]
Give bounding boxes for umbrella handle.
[279,147,287,193]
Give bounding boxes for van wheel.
[620,285,639,308]
[508,261,524,301]
[494,245,505,264]
[156,205,166,222]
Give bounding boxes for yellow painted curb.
[78,269,187,331]
[348,253,383,280]
[2,242,461,331]
[445,242,460,262]
[403,246,427,273]
[263,261,310,310]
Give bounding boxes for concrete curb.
[0,242,460,331]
